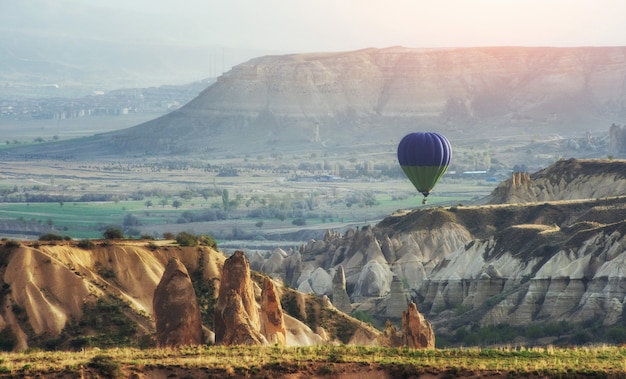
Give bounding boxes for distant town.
[0,79,213,121]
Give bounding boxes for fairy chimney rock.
[214,250,263,345]
[219,290,268,346]
[402,301,435,349]
[331,265,352,314]
[260,277,287,346]
[153,258,203,347]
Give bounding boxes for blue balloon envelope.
[397,132,451,203]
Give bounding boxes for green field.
[0,187,483,240]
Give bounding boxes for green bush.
[175,232,218,249]
[198,234,218,249]
[292,218,306,226]
[77,239,95,249]
[175,232,198,247]
[4,240,21,248]
[39,233,65,241]
[103,226,124,239]
[351,310,375,325]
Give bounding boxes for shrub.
[39,233,64,241]
[103,226,124,240]
[175,232,198,247]
[175,232,218,249]
[0,328,16,351]
[351,310,375,325]
[4,240,21,248]
[292,218,306,226]
[604,326,626,344]
[77,239,95,249]
[198,234,218,249]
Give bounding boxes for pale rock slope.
[255,159,626,338]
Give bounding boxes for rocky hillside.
[488,158,626,203]
[253,159,626,344]
[7,46,626,159]
[0,239,386,351]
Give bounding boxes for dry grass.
[1,345,626,377]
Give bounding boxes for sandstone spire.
[214,250,265,345]
[402,301,435,349]
[153,258,203,347]
[331,265,352,314]
[260,277,287,345]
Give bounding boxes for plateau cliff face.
[102,46,626,157]
[9,46,626,159]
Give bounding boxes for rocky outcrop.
[0,242,223,351]
[489,159,626,204]
[374,301,435,349]
[0,240,383,351]
[353,260,393,299]
[260,277,287,346]
[331,265,352,314]
[153,258,203,347]
[214,250,264,346]
[297,267,333,296]
[609,123,626,155]
[253,161,626,343]
[218,290,267,346]
[402,302,435,349]
[374,320,405,347]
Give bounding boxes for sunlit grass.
[1,345,626,376]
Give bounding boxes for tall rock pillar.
[402,301,435,349]
[153,258,203,347]
[214,250,266,345]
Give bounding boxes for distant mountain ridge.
[5,46,626,159]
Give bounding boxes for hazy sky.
[101,0,626,52]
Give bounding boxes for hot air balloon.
[397,132,451,204]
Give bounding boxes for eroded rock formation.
[331,265,352,314]
[219,290,267,346]
[609,123,626,155]
[402,301,435,349]
[260,277,287,346]
[153,258,203,347]
[489,159,626,204]
[374,301,435,349]
[374,320,405,347]
[253,159,626,343]
[0,240,382,351]
[214,250,264,346]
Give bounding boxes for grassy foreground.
[1,345,626,378]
